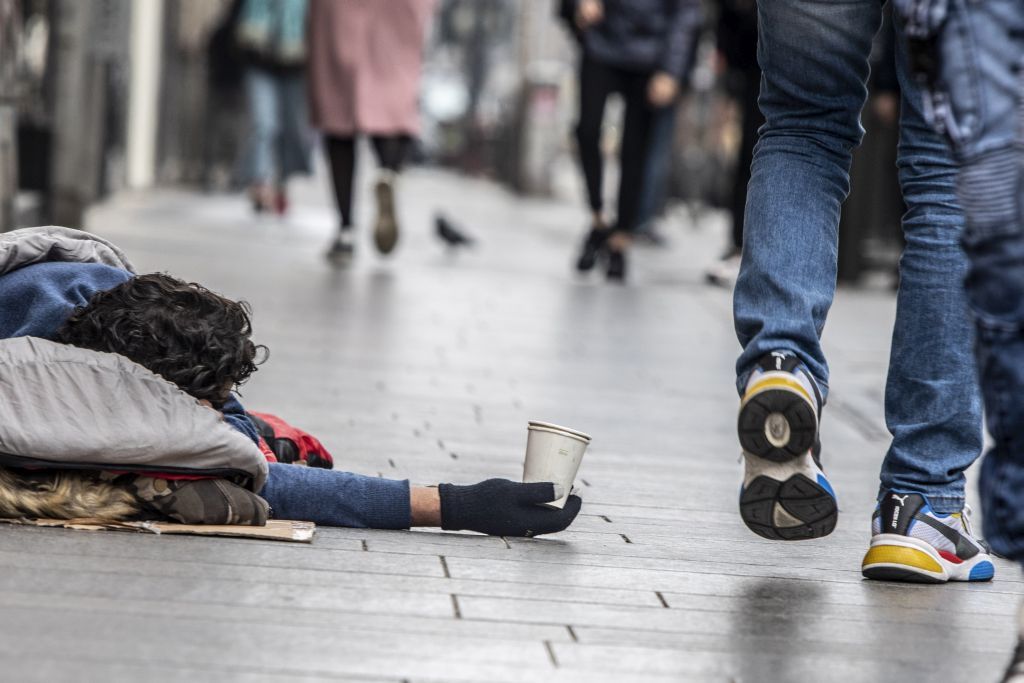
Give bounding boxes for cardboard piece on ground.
[0,517,316,543]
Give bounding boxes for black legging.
[729,68,764,250]
[575,57,657,234]
[324,135,411,228]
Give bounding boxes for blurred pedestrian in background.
[632,91,679,249]
[563,0,701,282]
[703,0,760,287]
[308,0,438,263]
[235,0,312,215]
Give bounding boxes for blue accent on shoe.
[969,561,995,581]
[816,473,836,499]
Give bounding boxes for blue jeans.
[733,0,983,513]
[241,67,312,185]
[914,0,1024,556]
[636,104,678,231]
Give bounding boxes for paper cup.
[522,421,591,509]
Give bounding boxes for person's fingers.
[557,495,583,529]
[516,481,561,504]
[529,495,583,536]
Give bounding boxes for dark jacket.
[569,0,703,80]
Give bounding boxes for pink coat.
[307,0,437,137]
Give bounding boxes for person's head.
[54,273,266,408]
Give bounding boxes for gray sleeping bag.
[0,336,268,490]
[0,224,136,277]
[0,227,270,523]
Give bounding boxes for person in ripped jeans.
[0,226,582,538]
[732,0,996,584]
[895,0,1024,676]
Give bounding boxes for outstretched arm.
[260,464,581,537]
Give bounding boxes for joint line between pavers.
[544,641,559,668]
[439,555,451,578]
[450,594,462,619]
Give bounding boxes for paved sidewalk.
[2,168,1019,682]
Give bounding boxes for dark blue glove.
[438,478,582,537]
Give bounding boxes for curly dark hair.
[54,273,267,407]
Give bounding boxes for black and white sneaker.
[738,352,837,541]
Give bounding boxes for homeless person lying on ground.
[0,226,581,537]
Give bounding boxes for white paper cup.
[522,421,591,509]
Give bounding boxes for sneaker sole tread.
[374,181,399,255]
[738,385,817,462]
[740,473,837,541]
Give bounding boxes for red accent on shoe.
[938,550,963,564]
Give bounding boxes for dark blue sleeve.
[661,0,703,81]
[221,394,260,445]
[259,462,412,529]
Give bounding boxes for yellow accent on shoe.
[862,545,942,573]
[742,376,814,407]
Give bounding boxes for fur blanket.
[0,468,140,521]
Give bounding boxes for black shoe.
[606,249,626,282]
[575,227,610,272]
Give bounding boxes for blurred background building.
[0,0,904,282]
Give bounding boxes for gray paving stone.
[0,168,1003,682]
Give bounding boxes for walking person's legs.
[574,57,616,272]
[275,72,313,214]
[634,103,678,244]
[706,70,762,287]
[324,135,357,260]
[732,73,762,253]
[605,73,658,281]
[859,12,991,583]
[734,0,882,540]
[242,67,281,213]
[368,135,412,256]
[933,0,1024,655]
[370,135,411,172]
